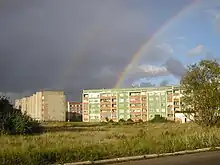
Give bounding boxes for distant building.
[82,86,183,122]
[15,90,66,122]
[67,102,82,114]
[67,101,82,121]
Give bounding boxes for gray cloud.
[0,0,191,101]
[164,57,187,78]
[159,79,169,86]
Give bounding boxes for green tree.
[0,96,43,135]
[180,60,220,127]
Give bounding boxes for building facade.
[67,102,82,114]
[67,102,83,121]
[15,90,67,121]
[82,86,182,122]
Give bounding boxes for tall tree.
[181,60,220,127]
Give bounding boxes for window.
[150,114,154,118]
[135,109,141,112]
[161,103,166,107]
[119,109,124,113]
[161,92,165,96]
[174,107,180,111]
[119,99,124,102]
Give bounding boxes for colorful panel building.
[82,86,182,122]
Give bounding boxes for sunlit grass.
[1,122,220,165]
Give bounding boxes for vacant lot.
[1,122,220,165]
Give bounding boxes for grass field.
[1,122,220,165]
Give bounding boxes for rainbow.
[114,0,200,88]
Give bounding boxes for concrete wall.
[15,99,22,110]
[35,92,42,121]
[42,91,66,121]
[21,97,28,114]
[175,113,194,123]
[14,90,67,122]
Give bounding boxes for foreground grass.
[1,123,220,165]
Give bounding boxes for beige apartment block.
[21,97,28,114]
[15,90,67,122]
[15,99,22,110]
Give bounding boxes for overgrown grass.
[1,122,220,165]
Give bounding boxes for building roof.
[83,85,180,93]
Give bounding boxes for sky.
[0,0,220,102]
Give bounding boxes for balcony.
[112,95,117,99]
[130,100,142,103]
[100,101,111,104]
[173,92,180,96]
[100,106,112,110]
[130,106,142,109]
[100,96,111,99]
[112,99,117,103]
[129,95,141,99]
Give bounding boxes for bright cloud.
[187,44,205,56]
[138,64,170,76]
[156,43,174,54]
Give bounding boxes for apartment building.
[82,86,182,122]
[67,102,82,114]
[67,101,82,121]
[15,90,67,121]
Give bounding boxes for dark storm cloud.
[0,0,151,100]
[0,0,190,101]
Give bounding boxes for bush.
[0,96,43,135]
[127,118,134,123]
[149,115,170,123]
[138,119,143,123]
[108,119,114,123]
[119,119,126,123]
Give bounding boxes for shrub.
[0,96,43,135]
[105,117,109,122]
[127,118,134,123]
[149,115,170,123]
[138,119,143,123]
[119,119,126,123]
[108,119,114,123]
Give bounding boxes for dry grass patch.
[1,122,220,165]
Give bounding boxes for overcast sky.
[1,0,219,101]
